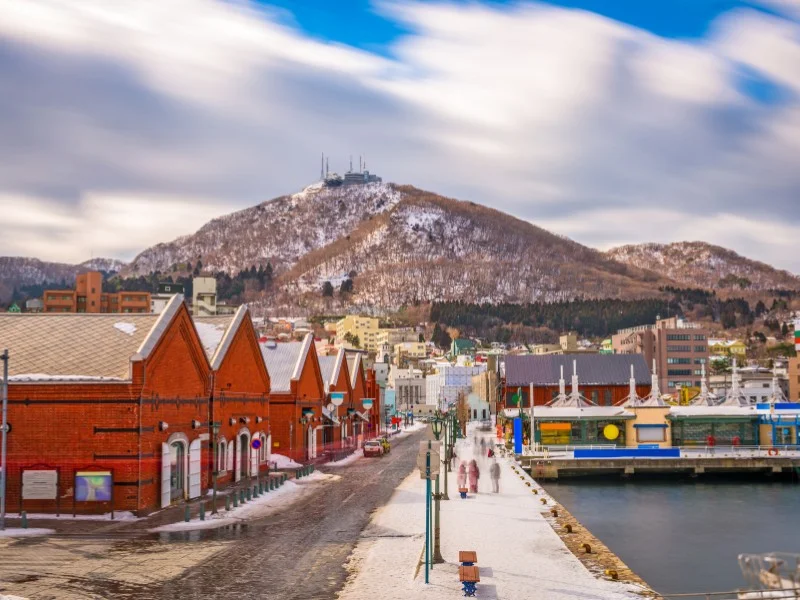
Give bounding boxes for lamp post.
[431,413,445,563]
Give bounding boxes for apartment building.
[394,341,427,366]
[43,271,150,314]
[192,276,217,316]
[612,316,710,394]
[336,315,381,352]
[376,327,417,347]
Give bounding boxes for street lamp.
[430,411,445,563]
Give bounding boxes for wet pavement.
[0,430,423,600]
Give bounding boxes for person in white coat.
[489,459,501,493]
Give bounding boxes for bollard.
[540,498,547,504]
[259,481,264,495]
[582,543,592,554]
[310,464,315,473]
[533,489,539,495]
[246,487,252,501]
[200,502,206,521]
[225,496,231,511]
[270,478,275,490]
[550,508,559,518]
[233,494,239,508]
[564,524,573,533]
[184,504,191,522]
[296,469,300,479]
[282,474,287,484]
[239,489,245,504]
[253,485,257,498]
[21,511,28,529]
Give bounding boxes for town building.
[193,308,272,490]
[42,271,150,314]
[0,295,217,514]
[24,298,43,313]
[192,276,218,316]
[260,335,326,461]
[709,365,789,405]
[336,315,381,353]
[346,352,375,443]
[392,368,426,418]
[393,341,427,366]
[151,282,184,314]
[708,339,747,359]
[376,327,418,348]
[426,363,487,409]
[450,338,476,357]
[504,354,651,407]
[612,316,710,394]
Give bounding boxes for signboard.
[416,448,441,479]
[419,441,442,455]
[251,438,262,449]
[362,398,374,410]
[331,392,345,406]
[22,470,58,500]
[75,471,113,502]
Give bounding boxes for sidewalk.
[338,426,650,600]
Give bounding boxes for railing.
[662,589,800,599]
[681,445,800,458]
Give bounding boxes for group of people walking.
[455,435,501,494]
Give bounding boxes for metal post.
[425,445,430,584]
[442,420,449,499]
[1,349,8,531]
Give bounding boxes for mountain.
[124,183,671,308]
[605,242,800,291]
[0,257,127,302]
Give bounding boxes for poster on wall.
[75,471,113,502]
[22,470,58,500]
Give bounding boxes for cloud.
[0,0,798,274]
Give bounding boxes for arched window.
[259,433,268,462]
[217,439,227,472]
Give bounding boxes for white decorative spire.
[639,358,667,407]
[547,359,592,407]
[559,364,565,397]
[618,363,642,407]
[570,359,579,401]
[691,362,718,406]
[720,358,749,406]
[770,366,787,404]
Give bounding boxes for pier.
[519,447,800,479]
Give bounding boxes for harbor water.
[542,477,800,596]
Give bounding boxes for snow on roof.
[113,322,137,336]
[261,339,306,393]
[669,405,758,417]
[502,406,633,419]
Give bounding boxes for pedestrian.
[457,462,467,490]
[480,438,486,453]
[451,448,457,469]
[489,458,500,493]
[468,459,480,493]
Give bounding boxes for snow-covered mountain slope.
[123,182,401,277]
[124,182,670,307]
[605,242,800,291]
[0,256,126,301]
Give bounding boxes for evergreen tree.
[322,281,334,297]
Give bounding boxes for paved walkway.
[338,427,652,600]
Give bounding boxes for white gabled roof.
[346,352,363,390]
[193,305,250,371]
[260,333,314,393]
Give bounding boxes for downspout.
[136,362,144,515]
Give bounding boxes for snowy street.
[338,425,651,600]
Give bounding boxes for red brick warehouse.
[502,354,652,408]
[260,334,325,462]
[345,352,374,444]
[0,296,214,514]
[193,306,271,493]
[318,348,350,451]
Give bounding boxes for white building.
[426,363,487,409]
[193,277,217,316]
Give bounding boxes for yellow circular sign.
[603,424,620,440]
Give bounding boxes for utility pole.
[1,349,9,531]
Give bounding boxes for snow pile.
[150,472,336,532]
[3,511,139,521]
[0,528,54,538]
[113,322,137,336]
[271,453,302,469]
[325,449,363,467]
[194,321,227,356]
[338,425,646,600]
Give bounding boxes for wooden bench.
[458,550,478,566]
[458,565,480,597]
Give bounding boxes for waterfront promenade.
[338,428,653,599]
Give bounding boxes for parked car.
[363,440,384,457]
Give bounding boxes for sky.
[1,0,799,273]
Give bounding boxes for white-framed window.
[636,427,666,443]
[217,438,228,472]
[259,433,269,462]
